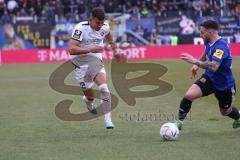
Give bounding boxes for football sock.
[178,97,192,121]
[105,112,111,122]
[98,83,112,120]
[227,107,240,120]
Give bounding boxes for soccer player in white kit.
[68,7,123,129]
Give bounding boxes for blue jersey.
[203,38,235,91]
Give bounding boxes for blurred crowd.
[0,0,240,47]
[0,0,240,24]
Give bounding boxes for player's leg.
[82,88,94,101]
[94,69,114,129]
[176,76,213,130]
[74,65,97,114]
[82,88,97,114]
[215,86,240,128]
[175,84,202,129]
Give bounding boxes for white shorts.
[72,55,105,89]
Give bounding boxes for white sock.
[177,119,184,124]
[105,112,111,122]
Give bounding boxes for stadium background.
[1,0,240,160]
[1,0,240,63]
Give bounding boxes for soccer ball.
[160,122,179,141]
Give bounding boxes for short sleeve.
[71,24,83,41]
[103,23,110,36]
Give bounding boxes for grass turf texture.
[0,59,240,160]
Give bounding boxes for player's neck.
[89,20,95,31]
[209,34,221,44]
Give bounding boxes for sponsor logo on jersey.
[213,49,224,59]
[73,30,82,39]
[88,30,105,38]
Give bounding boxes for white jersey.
[70,21,110,62]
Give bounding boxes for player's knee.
[99,83,109,93]
[184,93,196,101]
[220,107,232,116]
[184,85,202,101]
[98,83,110,99]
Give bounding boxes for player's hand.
[114,52,127,62]
[180,53,197,64]
[90,46,104,53]
[191,65,199,79]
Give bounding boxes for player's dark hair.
[200,20,219,30]
[92,7,105,20]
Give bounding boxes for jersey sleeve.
[211,45,229,63]
[71,24,84,41]
[103,23,110,36]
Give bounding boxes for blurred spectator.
[236,4,240,15]
[162,35,170,45]
[170,35,178,46]
[2,23,25,50]
[104,0,116,13]
[134,24,144,37]
[35,0,45,16]
[192,0,206,16]
[155,35,162,46]
[7,0,18,15]
[150,28,158,45]
[17,8,28,17]
[202,3,212,16]
[29,7,36,17]
[125,1,133,14]
[158,2,167,17]
[143,27,150,41]
[179,15,196,34]
[0,0,5,17]
[87,0,103,13]
[38,9,47,23]
[234,32,240,43]
[151,0,158,15]
[77,0,86,14]
[0,0,237,25]
[1,10,10,24]
[140,5,149,18]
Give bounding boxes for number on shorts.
[79,82,86,89]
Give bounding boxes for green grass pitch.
[0,59,240,160]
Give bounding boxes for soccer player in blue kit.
[175,20,240,130]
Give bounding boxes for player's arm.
[105,32,126,61]
[190,52,206,78]
[68,39,103,55]
[192,52,207,68]
[105,32,117,54]
[191,52,207,70]
[195,48,225,72]
[180,53,220,72]
[194,60,220,72]
[199,52,207,61]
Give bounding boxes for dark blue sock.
[178,97,192,121]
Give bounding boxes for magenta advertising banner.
[1,44,240,64]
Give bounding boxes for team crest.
[100,30,104,37]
